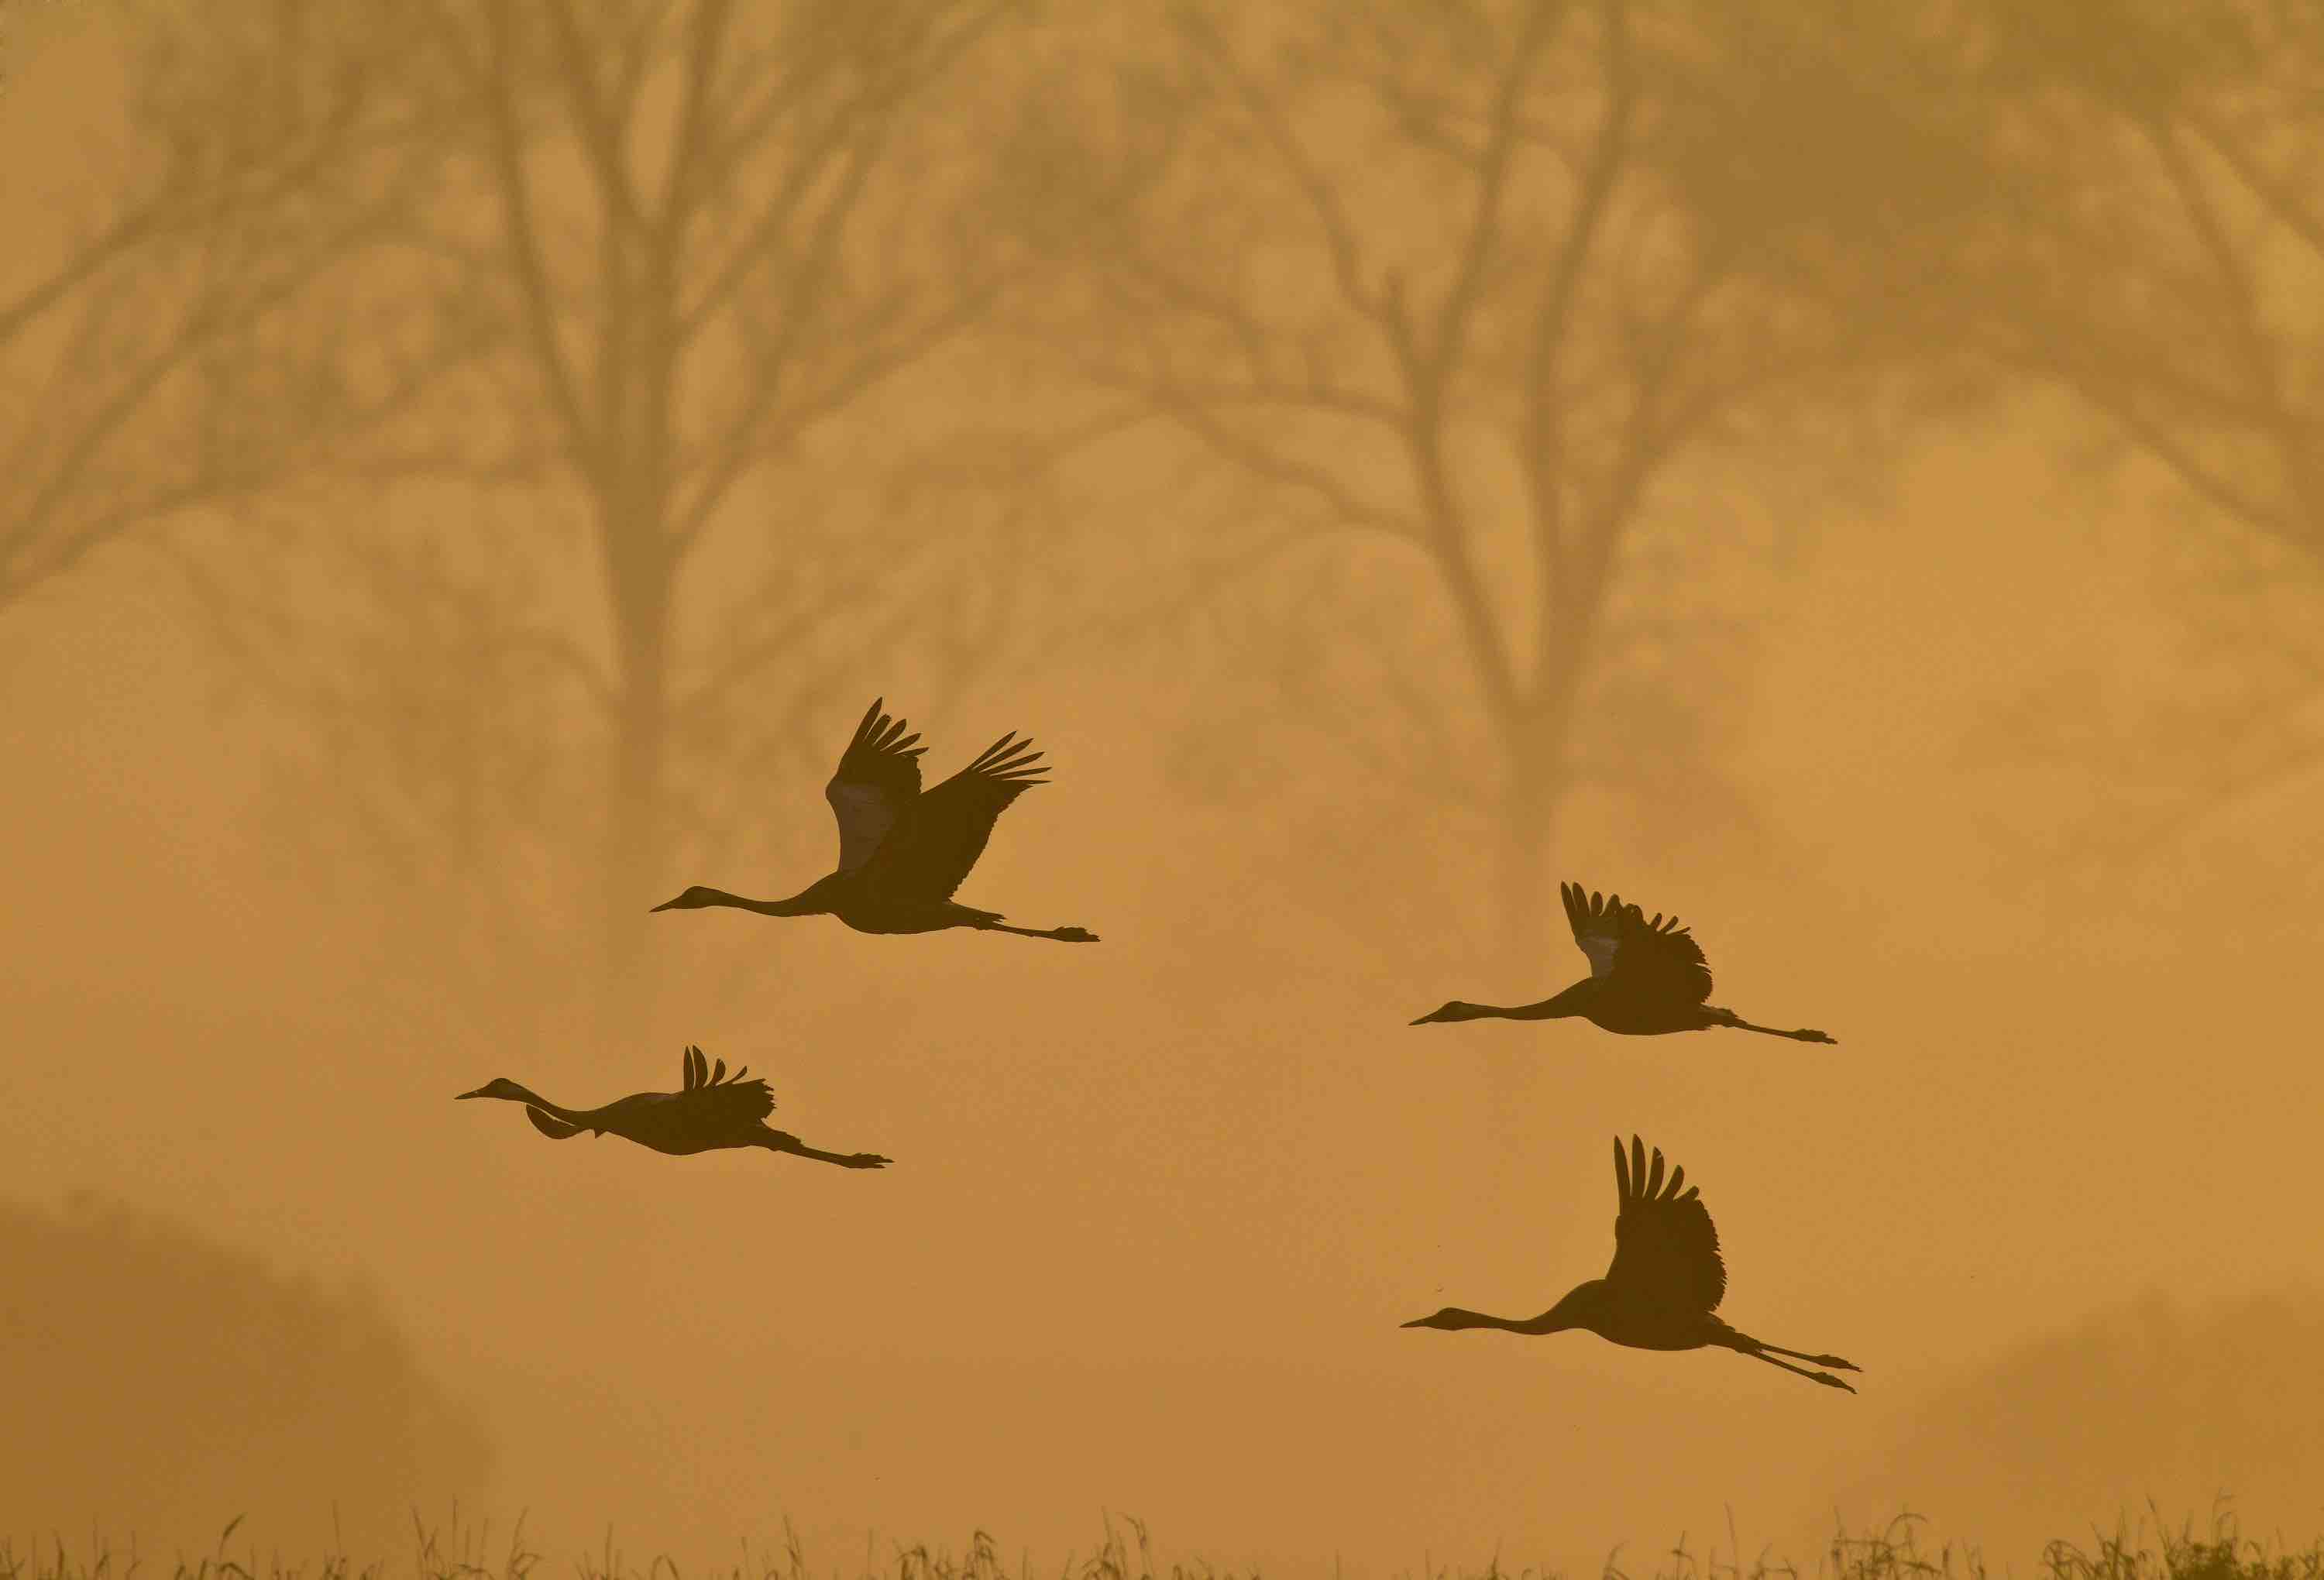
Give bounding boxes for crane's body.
[652,699,1096,943]
[531,1090,771,1156]
[1412,882,1834,1042]
[458,1046,889,1170]
[1403,1136,1860,1393]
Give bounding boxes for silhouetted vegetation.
[0,1194,489,1559]
[9,1510,2323,1580]
[1831,1291,2324,1566]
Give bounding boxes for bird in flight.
[1410,881,1834,1042]
[651,698,1098,943]
[1402,1135,1861,1393]
[456,1045,890,1170]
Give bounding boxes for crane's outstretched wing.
[1561,882,1714,1005]
[1604,1135,1726,1314]
[675,1043,776,1124]
[826,699,925,873]
[862,730,1050,902]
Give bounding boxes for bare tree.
[1943,1,2324,875]
[1976,2,2322,557]
[0,1,450,613]
[1035,0,1910,966]
[166,0,1041,1043]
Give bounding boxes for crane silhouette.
[456,1045,889,1169]
[1411,881,1834,1042]
[1403,1135,1861,1392]
[651,698,1098,943]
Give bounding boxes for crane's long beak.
[455,1087,488,1100]
[648,897,681,912]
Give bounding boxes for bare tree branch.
[475,0,600,469]
[1171,2,1384,322]
[1044,0,1882,968]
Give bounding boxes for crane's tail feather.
[525,1106,583,1140]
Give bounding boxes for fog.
[5,2,2321,1575]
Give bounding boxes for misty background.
[5,0,2322,1572]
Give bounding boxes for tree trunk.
[599,515,674,1053]
[593,245,682,1053]
[1480,725,1559,1142]
[1495,764,1555,975]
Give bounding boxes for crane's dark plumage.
[1607,1131,1727,1315]
[1401,1136,1859,1393]
[651,699,1097,943]
[456,1045,889,1169]
[1410,881,1834,1042]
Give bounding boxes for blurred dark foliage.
[0,1191,490,1557]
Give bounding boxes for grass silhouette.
[5,1506,2319,1580]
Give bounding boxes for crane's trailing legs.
[1719,1328,1861,1391]
[975,919,1098,943]
[946,901,1095,942]
[756,1131,890,1169]
[1708,1008,1837,1043]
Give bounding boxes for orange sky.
[5,7,2322,1576]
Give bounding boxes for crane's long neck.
[1446,981,1593,1022]
[694,885,826,916]
[1452,1308,1570,1334]
[495,1083,602,1129]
